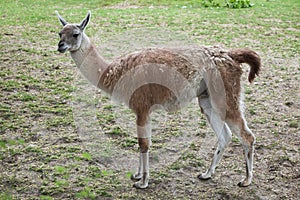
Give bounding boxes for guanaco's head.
[56,11,91,53]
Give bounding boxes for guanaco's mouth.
[58,46,68,53]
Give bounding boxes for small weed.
[87,166,102,178]
[249,107,256,115]
[181,152,196,161]
[266,141,279,149]
[81,152,92,161]
[226,0,254,8]
[7,139,24,145]
[278,155,295,165]
[201,0,222,7]
[0,140,6,148]
[111,126,123,135]
[199,120,207,128]
[76,187,96,200]
[103,104,114,110]
[55,179,69,187]
[24,145,43,154]
[0,192,14,200]
[272,130,279,136]
[122,138,137,148]
[97,190,112,197]
[66,146,81,153]
[54,166,67,175]
[288,121,298,128]
[106,126,128,136]
[101,170,114,176]
[253,117,267,124]
[45,116,72,128]
[169,162,182,170]
[232,136,239,143]
[125,171,133,179]
[40,195,54,200]
[156,172,168,178]
[190,142,197,150]
[1,80,21,92]
[97,113,115,125]
[245,88,252,95]
[29,164,45,173]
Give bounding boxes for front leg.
[132,119,151,189]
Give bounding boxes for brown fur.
[228,49,261,83]
[99,47,261,123]
[138,138,151,153]
[100,48,197,94]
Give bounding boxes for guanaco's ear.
[79,11,91,31]
[55,11,68,26]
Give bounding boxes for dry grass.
[0,0,299,199]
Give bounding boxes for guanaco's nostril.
[57,41,67,53]
[58,41,64,47]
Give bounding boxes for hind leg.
[226,117,255,187]
[198,96,232,180]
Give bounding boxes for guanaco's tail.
[229,49,261,83]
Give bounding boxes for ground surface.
[0,0,299,199]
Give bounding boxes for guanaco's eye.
[73,33,80,38]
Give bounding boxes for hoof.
[198,174,211,180]
[237,179,251,187]
[133,181,148,189]
[131,173,142,182]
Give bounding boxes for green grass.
[0,0,299,199]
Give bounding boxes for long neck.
[70,33,109,90]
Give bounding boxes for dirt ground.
[0,2,299,199]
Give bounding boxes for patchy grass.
[0,0,299,199]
